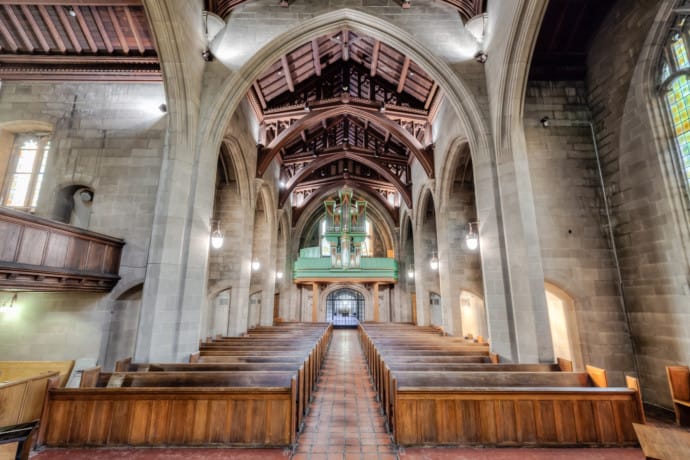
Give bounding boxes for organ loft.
[0,1,689,459]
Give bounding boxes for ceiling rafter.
[280,54,295,92]
[73,6,98,53]
[279,150,411,208]
[19,5,50,52]
[0,1,160,81]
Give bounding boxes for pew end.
[586,365,608,388]
[189,352,200,363]
[557,357,573,372]
[489,352,499,364]
[79,367,102,388]
[0,421,39,460]
[114,357,132,372]
[666,365,690,426]
[625,375,646,424]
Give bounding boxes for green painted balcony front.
[293,250,398,283]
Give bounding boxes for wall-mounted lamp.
[252,259,261,271]
[474,51,488,64]
[540,116,550,128]
[466,221,479,251]
[276,271,284,279]
[0,293,18,313]
[429,252,439,271]
[407,264,415,279]
[210,219,224,249]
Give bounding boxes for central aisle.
[293,329,396,460]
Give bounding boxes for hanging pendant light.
[430,252,439,271]
[252,259,261,271]
[466,221,479,251]
[407,264,415,279]
[210,220,224,249]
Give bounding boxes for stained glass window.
[666,76,690,184]
[2,135,50,211]
[662,60,671,82]
[672,37,689,69]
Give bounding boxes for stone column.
[312,282,319,322]
[373,282,380,321]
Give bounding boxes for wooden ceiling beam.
[253,81,267,110]
[124,6,145,54]
[90,5,113,53]
[311,38,321,77]
[55,4,82,53]
[280,55,294,92]
[0,13,19,52]
[20,5,51,52]
[342,30,349,62]
[397,57,410,93]
[370,40,380,77]
[3,5,34,51]
[424,82,438,110]
[37,5,66,52]
[5,1,141,5]
[73,6,98,53]
[107,6,129,53]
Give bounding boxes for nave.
[30,330,646,460]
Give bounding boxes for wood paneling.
[0,207,123,292]
[41,385,297,447]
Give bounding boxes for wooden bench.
[0,372,60,427]
[0,421,39,460]
[666,366,690,426]
[0,361,74,388]
[42,322,333,448]
[39,380,298,447]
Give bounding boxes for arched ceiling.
[249,28,445,219]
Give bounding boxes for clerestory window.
[660,14,690,198]
[1,133,50,212]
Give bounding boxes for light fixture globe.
[252,260,261,271]
[210,229,224,249]
[465,222,479,251]
[276,271,284,279]
[407,266,415,279]
[430,253,439,271]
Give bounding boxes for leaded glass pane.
[673,37,690,69]
[666,75,690,185]
[6,174,31,207]
[15,146,37,173]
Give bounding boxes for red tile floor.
[32,330,648,459]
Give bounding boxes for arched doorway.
[326,289,365,328]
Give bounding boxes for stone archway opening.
[545,283,582,368]
[326,288,365,328]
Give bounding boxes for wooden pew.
[0,421,39,460]
[666,366,690,426]
[390,372,644,446]
[0,372,59,427]
[0,361,74,388]
[40,379,298,447]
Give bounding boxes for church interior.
[0,0,689,459]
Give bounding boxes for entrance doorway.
[326,289,364,328]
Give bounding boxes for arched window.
[660,14,690,196]
[1,133,50,212]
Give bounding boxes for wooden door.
[273,293,280,321]
[410,293,417,325]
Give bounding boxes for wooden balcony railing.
[0,207,124,292]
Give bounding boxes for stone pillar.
[373,282,380,321]
[311,282,319,322]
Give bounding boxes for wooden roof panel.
[0,1,159,81]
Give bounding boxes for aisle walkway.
[293,329,396,460]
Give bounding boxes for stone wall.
[0,81,165,367]
[587,0,690,406]
[524,81,634,381]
